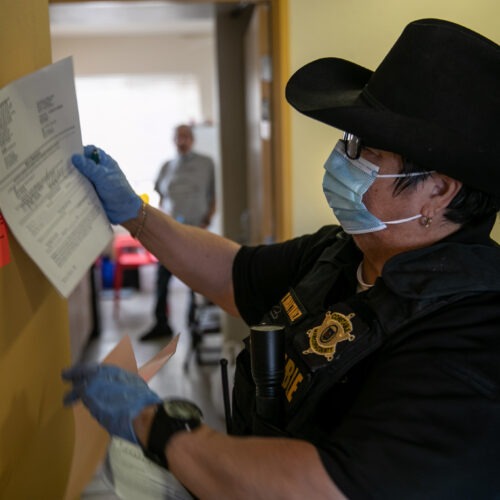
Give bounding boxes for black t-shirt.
[233,225,356,324]
[232,223,500,499]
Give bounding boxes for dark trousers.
[154,264,196,326]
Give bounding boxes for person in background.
[140,124,216,341]
[64,19,500,499]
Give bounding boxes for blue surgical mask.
[322,141,428,234]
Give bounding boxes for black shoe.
[139,323,173,342]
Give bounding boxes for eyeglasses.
[342,131,432,181]
[342,132,363,160]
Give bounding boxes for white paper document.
[0,58,112,297]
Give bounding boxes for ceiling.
[49,1,215,36]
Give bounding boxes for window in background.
[75,74,202,207]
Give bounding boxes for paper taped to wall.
[0,57,112,297]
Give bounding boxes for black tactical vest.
[231,231,498,441]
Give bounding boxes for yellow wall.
[0,0,74,497]
[287,0,500,237]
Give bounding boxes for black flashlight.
[250,324,285,429]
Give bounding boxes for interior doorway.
[49,0,290,245]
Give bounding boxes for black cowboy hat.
[286,19,500,196]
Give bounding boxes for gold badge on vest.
[303,311,356,362]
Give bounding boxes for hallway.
[80,265,228,498]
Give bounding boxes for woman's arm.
[124,204,241,316]
[134,406,346,500]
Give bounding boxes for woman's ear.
[425,173,462,213]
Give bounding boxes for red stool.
[113,234,157,317]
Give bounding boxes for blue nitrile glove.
[71,145,142,224]
[62,363,162,444]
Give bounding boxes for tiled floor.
[80,265,227,498]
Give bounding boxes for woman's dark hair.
[392,158,500,225]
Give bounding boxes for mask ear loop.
[383,214,422,225]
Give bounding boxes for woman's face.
[352,146,434,257]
